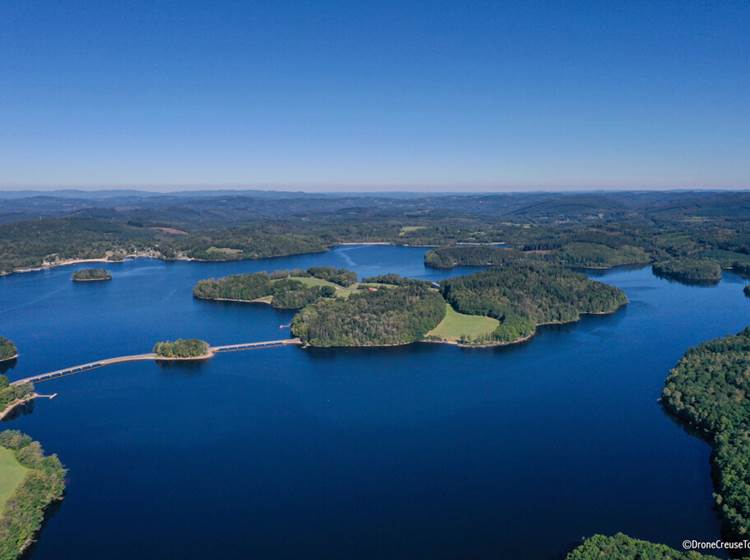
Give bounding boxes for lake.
[1,245,748,559]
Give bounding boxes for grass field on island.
[427,304,499,341]
[0,446,28,513]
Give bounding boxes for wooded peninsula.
[662,326,750,539]
[652,259,723,284]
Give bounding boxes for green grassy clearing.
[0,446,28,513]
[427,304,499,341]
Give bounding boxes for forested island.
[439,262,627,344]
[652,259,722,284]
[193,267,356,309]
[153,339,212,359]
[0,338,17,362]
[662,326,750,538]
[289,265,626,347]
[565,533,717,559]
[0,430,66,560]
[72,268,112,282]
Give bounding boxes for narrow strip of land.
[10,338,301,386]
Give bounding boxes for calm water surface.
[0,245,748,559]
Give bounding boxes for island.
[0,337,17,362]
[194,267,357,309]
[153,339,212,360]
[72,268,112,282]
[652,258,722,284]
[291,264,627,348]
[662,326,750,538]
[565,533,717,559]
[438,261,627,345]
[0,430,66,559]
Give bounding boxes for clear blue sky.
[1,1,748,191]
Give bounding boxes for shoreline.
[1,240,440,277]
[72,277,112,283]
[0,353,19,363]
[419,301,627,349]
[0,392,57,421]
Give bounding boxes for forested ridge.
[0,430,66,560]
[292,284,446,347]
[440,262,627,343]
[662,327,750,537]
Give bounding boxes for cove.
[0,245,748,559]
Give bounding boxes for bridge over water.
[11,338,302,386]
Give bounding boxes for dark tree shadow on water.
[155,359,208,377]
[19,498,65,560]
[1,398,35,422]
[0,357,18,375]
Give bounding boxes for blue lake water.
[0,245,748,559]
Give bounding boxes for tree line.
[662,326,750,538]
[0,430,66,560]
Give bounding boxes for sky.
[1,0,748,192]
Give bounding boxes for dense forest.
[193,267,352,309]
[425,242,650,271]
[0,430,66,560]
[291,284,446,347]
[565,533,717,559]
[440,262,627,343]
[3,191,750,277]
[556,242,650,268]
[153,339,211,358]
[652,259,723,284]
[424,246,515,269]
[0,338,16,362]
[71,268,112,282]
[662,327,750,537]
